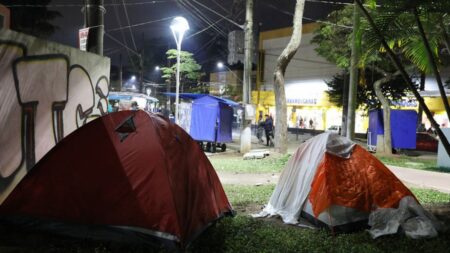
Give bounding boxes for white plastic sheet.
[368,196,441,239]
[253,133,355,224]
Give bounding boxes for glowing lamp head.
[170,16,190,34]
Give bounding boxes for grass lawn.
[192,185,450,253]
[2,185,448,253]
[1,155,449,252]
[209,154,291,173]
[209,151,450,174]
[224,185,450,206]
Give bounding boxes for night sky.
[47,0,348,68]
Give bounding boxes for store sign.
[78,28,89,51]
[391,99,418,107]
[286,98,318,105]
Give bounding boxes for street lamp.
[170,16,189,124]
[131,75,136,81]
[155,66,160,71]
[216,61,243,84]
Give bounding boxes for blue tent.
[190,95,236,143]
[164,93,239,143]
[368,109,417,149]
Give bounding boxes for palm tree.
[355,0,450,156]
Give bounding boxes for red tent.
[0,110,233,247]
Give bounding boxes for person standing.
[256,115,265,144]
[264,114,274,146]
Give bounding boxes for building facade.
[253,23,369,132]
[253,23,450,133]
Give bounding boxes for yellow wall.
[258,23,320,49]
[424,97,450,112]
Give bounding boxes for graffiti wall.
[0,29,110,203]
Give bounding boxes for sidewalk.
[224,131,450,193]
[388,166,450,193]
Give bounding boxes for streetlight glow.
[170,17,190,36]
[131,75,136,81]
[155,66,160,71]
[217,62,224,69]
[170,16,189,124]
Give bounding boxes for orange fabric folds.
[309,145,414,217]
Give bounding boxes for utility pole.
[140,33,145,93]
[240,0,253,154]
[346,1,360,140]
[166,43,171,116]
[119,54,123,91]
[82,0,105,55]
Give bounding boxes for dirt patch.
[234,203,265,215]
[426,203,450,229]
[217,171,280,185]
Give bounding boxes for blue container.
[368,109,417,149]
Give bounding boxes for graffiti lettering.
[0,34,110,203]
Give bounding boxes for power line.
[104,32,140,57]
[305,0,353,6]
[194,34,221,55]
[107,16,175,32]
[304,0,379,7]
[262,1,352,29]
[186,18,225,39]
[211,0,231,15]
[4,0,175,8]
[122,0,138,51]
[177,0,227,38]
[183,0,228,37]
[191,0,243,30]
[112,0,134,68]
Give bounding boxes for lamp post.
[170,17,189,124]
[217,61,243,85]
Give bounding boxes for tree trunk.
[355,0,450,156]
[346,1,361,140]
[439,19,450,55]
[373,75,396,155]
[273,0,306,154]
[417,72,425,129]
[240,0,254,154]
[414,8,450,121]
[341,70,349,136]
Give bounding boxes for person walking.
[256,115,265,144]
[264,114,274,146]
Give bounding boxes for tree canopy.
[161,49,205,93]
[311,5,413,111]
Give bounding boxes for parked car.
[326,125,341,134]
[416,132,438,152]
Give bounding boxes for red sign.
[78,28,89,51]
